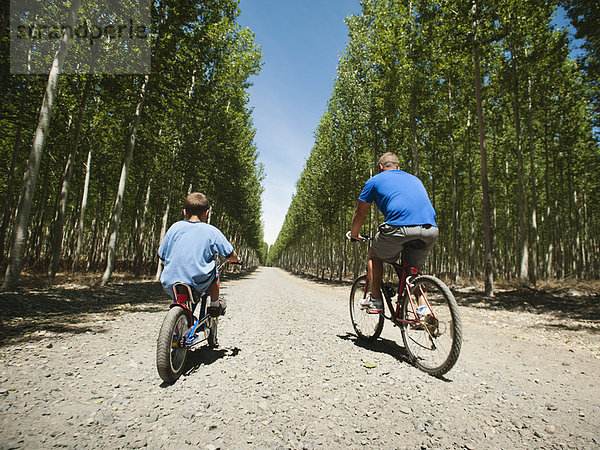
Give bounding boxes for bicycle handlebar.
[345,231,372,242]
[217,260,243,271]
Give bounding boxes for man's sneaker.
[359,297,383,314]
[208,298,227,317]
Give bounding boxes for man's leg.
[368,249,383,299]
[406,226,438,310]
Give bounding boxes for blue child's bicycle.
[156,261,240,383]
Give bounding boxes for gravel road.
[1,267,599,449]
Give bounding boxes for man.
[350,152,438,313]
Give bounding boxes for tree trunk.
[410,89,419,177]
[526,76,538,284]
[543,106,553,280]
[0,119,23,261]
[466,112,476,280]
[48,77,92,277]
[155,147,177,282]
[72,148,92,273]
[448,82,459,283]
[101,75,149,286]
[134,180,152,275]
[472,8,494,297]
[511,54,528,285]
[2,0,81,290]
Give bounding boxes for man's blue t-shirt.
[158,221,234,293]
[359,169,437,226]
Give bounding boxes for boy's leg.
[207,277,220,303]
[207,275,226,316]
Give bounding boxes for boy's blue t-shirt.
[359,169,437,227]
[158,220,234,293]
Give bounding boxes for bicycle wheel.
[206,317,219,348]
[156,307,190,383]
[349,275,384,341]
[400,275,462,377]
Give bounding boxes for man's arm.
[350,200,371,239]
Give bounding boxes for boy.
[158,192,239,314]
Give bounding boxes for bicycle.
[347,233,462,377]
[156,260,241,383]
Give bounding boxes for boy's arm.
[212,227,239,263]
[226,250,239,263]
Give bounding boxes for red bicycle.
[348,234,462,376]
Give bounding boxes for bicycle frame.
[367,261,437,327]
[350,233,433,326]
[170,283,213,348]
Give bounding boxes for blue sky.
[238,0,362,245]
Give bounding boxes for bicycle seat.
[173,283,194,304]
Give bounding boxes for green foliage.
[271,0,600,282]
[562,0,600,128]
[0,0,265,274]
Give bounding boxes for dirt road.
[1,267,599,449]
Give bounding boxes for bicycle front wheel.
[156,307,190,383]
[350,275,384,342]
[400,275,462,377]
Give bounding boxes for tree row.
[269,0,600,294]
[0,0,266,289]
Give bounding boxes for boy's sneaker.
[359,297,383,314]
[208,298,227,317]
[416,305,431,318]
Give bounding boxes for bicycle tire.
[400,275,462,377]
[349,275,384,342]
[156,307,190,383]
[206,317,219,348]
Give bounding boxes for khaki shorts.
[371,223,439,269]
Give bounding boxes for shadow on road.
[157,346,241,387]
[284,270,353,288]
[338,332,454,381]
[182,346,241,378]
[0,268,258,347]
[0,280,167,347]
[338,332,410,364]
[454,287,600,327]
[284,270,600,328]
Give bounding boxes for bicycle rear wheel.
[350,275,384,341]
[205,317,219,348]
[400,275,462,376]
[156,307,190,383]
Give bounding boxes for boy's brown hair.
[184,192,210,217]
